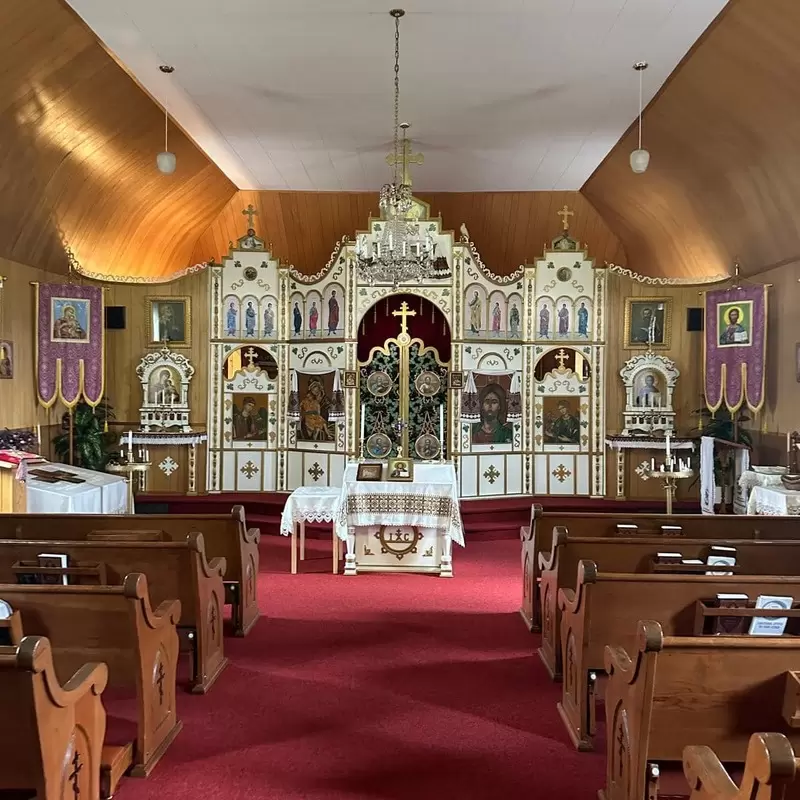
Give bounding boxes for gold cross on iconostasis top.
[557,205,574,231]
[554,348,569,369]
[244,347,258,366]
[386,139,424,187]
[242,204,258,229]
[391,301,417,335]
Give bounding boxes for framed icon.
[344,371,358,389]
[623,297,672,349]
[146,296,191,347]
[415,370,441,397]
[365,432,392,459]
[0,340,13,379]
[367,370,393,397]
[449,371,464,390]
[356,462,383,481]
[387,457,414,482]
[415,433,441,460]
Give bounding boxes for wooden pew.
[684,732,800,800]
[558,565,800,751]
[0,573,182,796]
[0,533,227,694]
[0,505,260,636]
[0,636,107,800]
[601,621,800,800]
[519,504,800,632]
[539,530,800,680]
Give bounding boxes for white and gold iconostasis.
[206,200,608,499]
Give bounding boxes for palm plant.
[53,401,118,471]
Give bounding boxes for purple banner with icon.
[704,285,767,413]
[36,283,104,408]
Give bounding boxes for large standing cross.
[557,205,574,231]
[391,301,417,335]
[242,204,258,229]
[386,139,424,187]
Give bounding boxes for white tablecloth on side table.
[748,485,800,516]
[26,465,128,514]
[280,486,342,574]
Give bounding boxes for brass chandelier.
[356,9,436,289]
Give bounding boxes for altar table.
[748,485,800,516]
[335,462,464,578]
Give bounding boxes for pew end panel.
[0,608,23,645]
[537,526,569,680]
[0,636,108,800]
[684,733,800,800]
[783,673,800,729]
[519,503,542,632]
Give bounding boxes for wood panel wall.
[0,260,208,444]
[191,190,626,277]
[582,0,800,280]
[0,0,236,282]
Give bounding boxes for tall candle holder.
[107,443,151,513]
[644,432,694,515]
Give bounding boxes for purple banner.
[36,283,104,408]
[704,284,767,413]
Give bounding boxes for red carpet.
[116,536,604,800]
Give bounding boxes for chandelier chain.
[393,13,401,185]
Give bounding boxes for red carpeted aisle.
[117,536,604,800]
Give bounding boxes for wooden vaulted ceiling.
[583,0,800,279]
[0,0,236,282]
[4,0,798,282]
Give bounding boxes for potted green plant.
[53,400,118,471]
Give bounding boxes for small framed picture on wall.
[0,340,13,379]
[146,297,191,347]
[623,297,672,349]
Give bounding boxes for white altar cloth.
[748,485,800,516]
[280,486,342,534]
[26,465,128,514]
[336,462,464,546]
[335,462,463,578]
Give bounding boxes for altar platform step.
[135,492,700,540]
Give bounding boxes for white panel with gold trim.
[547,455,575,495]
[477,454,505,497]
[459,455,479,498]
[534,455,549,495]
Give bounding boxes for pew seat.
[0,505,260,636]
[601,621,800,800]
[0,534,227,694]
[684,732,800,800]
[0,636,107,800]
[520,504,800,633]
[0,573,182,797]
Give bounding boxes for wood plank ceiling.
[583,0,800,279]
[0,0,235,281]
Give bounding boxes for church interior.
[1,0,800,798]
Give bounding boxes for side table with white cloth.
[280,487,342,574]
[740,468,786,515]
[335,462,464,578]
[0,461,128,514]
[748,485,800,516]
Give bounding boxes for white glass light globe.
[157,151,177,174]
[630,148,650,174]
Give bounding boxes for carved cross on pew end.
[69,750,83,798]
[155,660,166,705]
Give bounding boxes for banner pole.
[68,408,74,466]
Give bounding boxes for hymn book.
[714,593,749,635]
[706,546,737,576]
[749,595,793,636]
[36,553,69,585]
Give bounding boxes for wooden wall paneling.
[0,0,236,282]
[192,190,626,276]
[582,0,800,280]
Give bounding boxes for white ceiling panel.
[64,0,729,191]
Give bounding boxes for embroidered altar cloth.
[748,485,800,516]
[335,462,464,546]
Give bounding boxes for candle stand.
[645,466,695,515]
[107,455,151,513]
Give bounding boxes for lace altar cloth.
[280,486,342,534]
[119,432,208,446]
[748,485,800,516]
[334,462,465,547]
[739,470,785,494]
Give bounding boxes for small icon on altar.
[388,458,414,482]
[356,462,383,482]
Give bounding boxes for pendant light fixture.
[630,61,650,174]
[157,65,177,175]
